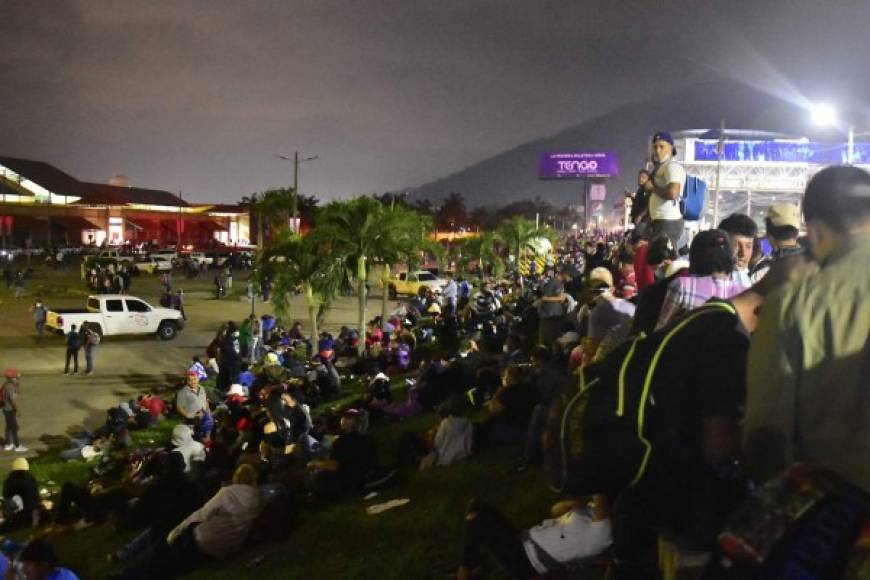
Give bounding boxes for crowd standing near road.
[0,161,867,579]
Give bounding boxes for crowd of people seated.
[2,161,869,579]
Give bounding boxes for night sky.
[1,1,868,203]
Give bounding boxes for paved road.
[0,290,395,468]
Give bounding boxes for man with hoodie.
[170,424,206,474]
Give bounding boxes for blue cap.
[652,131,674,146]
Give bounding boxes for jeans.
[85,346,94,373]
[651,218,685,249]
[64,348,80,373]
[460,501,534,578]
[3,410,19,447]
[35,322,45,337]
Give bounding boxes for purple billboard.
[539,151,619,179]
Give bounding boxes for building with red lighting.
[0,156,250,248]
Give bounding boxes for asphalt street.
[0,288,393,469]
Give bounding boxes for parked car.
[45,295,185,340]
[149,249,178,262]
[188,252,214,267]
[387,270,446,298]
[97,250,135,263]
[133,256,173,274]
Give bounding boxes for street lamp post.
[811,103,862,165]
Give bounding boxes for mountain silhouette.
[407,80,816,209]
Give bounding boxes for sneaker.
[85,371,93,376]
[3,444,13,451]
[14,446,28,453]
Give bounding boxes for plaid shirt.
[656,275,744,330]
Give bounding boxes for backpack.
[542,302,736,496]
[680,175,708,221]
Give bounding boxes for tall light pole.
[277,152,318,222]
[811,103,858,164]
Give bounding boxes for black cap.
[20,539,59,565]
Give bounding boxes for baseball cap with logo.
[767,203,801,229]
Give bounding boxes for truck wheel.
[91,324,104,338]
[388,285,397,299]
[157,321,178,340]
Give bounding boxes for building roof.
[196,203,247,214]
[77,182,188,207]
[0,156,83,196]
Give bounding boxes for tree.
[456,231,504,279]
[496,215,540,266]
[316,197,393,354]
[435,192,469,231]
[376,203,434,329]
[246,188,298,247]
[258,229,347,342]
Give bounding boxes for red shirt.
[633,243,656,291]
[141,396,166,419]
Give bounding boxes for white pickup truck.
[97,250,136,263]
[46,295,185,340]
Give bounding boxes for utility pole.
[292,151,299,219]
[278,152,318,229]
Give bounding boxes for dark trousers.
[460,501,535,578]
[64,348,80,373]
[3,410,19,447]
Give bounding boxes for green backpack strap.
[630,301,738,486]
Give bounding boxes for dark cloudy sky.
[1,1,868,203]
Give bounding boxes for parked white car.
[45,295,185,340]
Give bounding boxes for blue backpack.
[680,175,708,221]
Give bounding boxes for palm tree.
[376,202,434,329]
[258,229,347,342]
[496,216,540,269]
[456,231,503,279]
[316,197,393,354]
[249,188,298,247]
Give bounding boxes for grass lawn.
[5,373,608,579]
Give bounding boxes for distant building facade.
[0,156,250,248]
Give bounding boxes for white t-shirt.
[522,510,612,574]
[648,158,686,221]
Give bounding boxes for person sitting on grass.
[478,365,540,447]
[307,409,378,501]
[1,457,40,530]
[132,464,262,579]
[112,452,204,571]
[18,539,80,580]
[399,394,474,470]
[170,424,206,474]
[453,495,612,580]
[175,371,212,442]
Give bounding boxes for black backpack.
[542,302,737,496]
